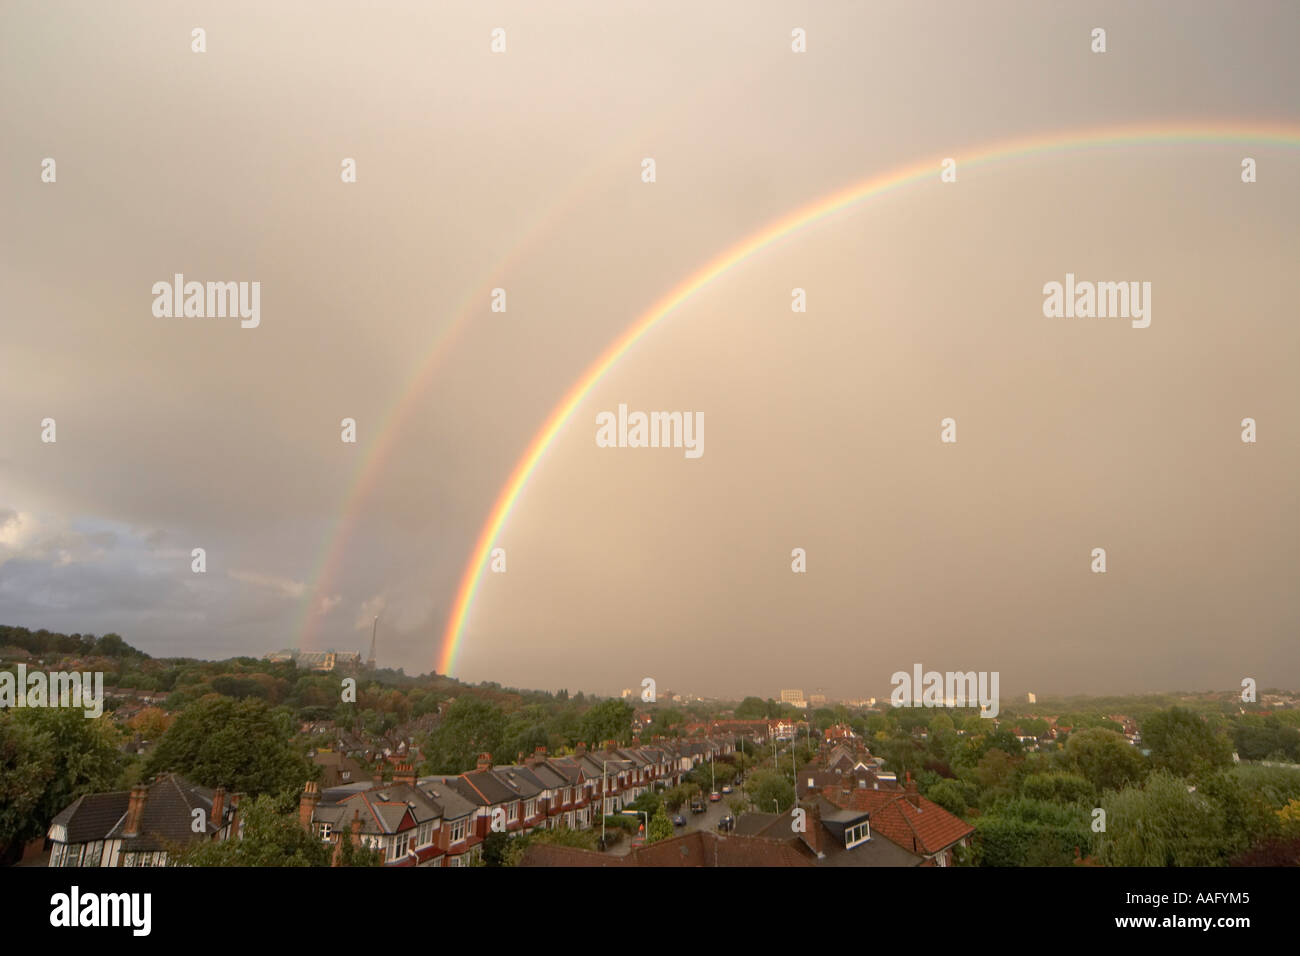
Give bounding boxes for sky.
[1,1,1297,701]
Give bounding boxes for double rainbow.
[293,120,1300,676]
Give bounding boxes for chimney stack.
[299,781,321,831]
[805,800,823,858]
[210,786,225,832]
[228,792,243,837]
[905,772,920,809]
[124,783,148,838]
[476,752,492,772]
[394,763,416,787]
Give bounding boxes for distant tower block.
[367,615,379,669]
[1027,692,1036,705]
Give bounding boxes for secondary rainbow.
[437,119,1300,677]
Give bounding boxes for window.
[563,788,571,805]
[417,821,433,847]
[450,820,466,844]
[393,833,410,857]
[525,800,537,819]
[507,803,519,822]
[845,822,870,849]
[318,823,332,842]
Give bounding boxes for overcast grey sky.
[2,1,1297,700]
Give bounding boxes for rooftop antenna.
[367,614,379,669]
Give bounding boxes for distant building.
[1027,692,1037,704]
[780,689,807,708]
[809,693,828,708]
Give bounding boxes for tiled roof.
[826,787,973,857]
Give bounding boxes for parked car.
[709,791,721,802]
[721,785,733,794]
[690,798,706,814]
[673,813,687,827]
[717,815,735,832]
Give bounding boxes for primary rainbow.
[437,119,1300,677]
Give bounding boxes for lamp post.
[601,759,608,846]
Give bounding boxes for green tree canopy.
[1063,728,1147,794]
[1142,707,1233,781]
[0,708,123,864]
[143,696,314,798]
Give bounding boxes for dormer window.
[845,821,870,849]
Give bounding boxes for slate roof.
[457,769,520,806]
[543,757,585,786]
[49,791,130,845]
[529,761,570,789]
[494,766,546,799]
[49,774,228,854]
[418,776,478,820]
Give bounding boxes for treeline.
[0,625,148,661]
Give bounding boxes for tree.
[127,706,171,740]
[143,696,314,798]
[748,769,794,813]
[579,699,635,747]
[422,696,506,773]
[971,799,1092,867]
[481,830,514,866]
[177,795,331,866]
[927,779,970,817]
[1095,770,1227,867]
[972,748,1019,801]
[647,805,674,843]
[1063,728,1147,794]
[0,708,124,865]
[1142,708,1233,781]
[1020,772,1095,805]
